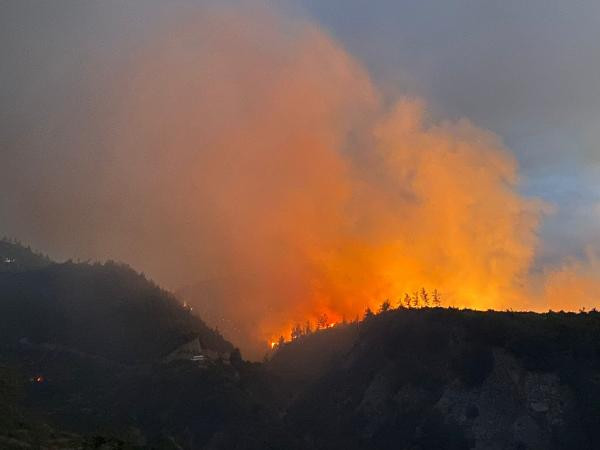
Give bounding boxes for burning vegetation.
[270,288,444,350]
[1,4,599,359]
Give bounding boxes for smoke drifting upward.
[1,2,598,356]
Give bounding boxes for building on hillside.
[162,336,230,366]
[163,336,204,363]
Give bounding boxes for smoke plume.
[1,2,598,356]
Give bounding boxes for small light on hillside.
[31,375,45,384]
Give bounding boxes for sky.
[1,1,599,355]
[296,0,600,263]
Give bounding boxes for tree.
[420,288,429,307]
[412,291,420,308]
[432,289,441,307]
[291,324,303,340]
[277,335,285,347]
[403,293,412,309]
[304,320,313,335]
[364,307,374,320]
[379,299,391,313]
[317,313,329,330]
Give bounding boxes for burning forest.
[2,3,600,446]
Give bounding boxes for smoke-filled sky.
[2,1,599,356]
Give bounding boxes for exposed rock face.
[358,368,395,438]
[435,349,575,450]
[273,309,600,449]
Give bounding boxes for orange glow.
[60,3,597,358]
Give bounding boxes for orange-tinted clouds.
[103,3,547,353]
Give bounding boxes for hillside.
[269,308,600,450]
[2,241,600,449]
[0,239,51,273]
[0,239,232,362]
[0,241,281,448]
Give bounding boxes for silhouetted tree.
[317,313,329,330]
[412,291,420,308]
[291,324,303,340]
[420,288,429,307]
[364,307,374,320]
[277,335,285,347]
[379,299,391,313]
[304,320,312,335]
[432,289,441,307]
[403,293,412,309]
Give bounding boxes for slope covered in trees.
[2,240,600,449]
[269,307,600,449]
[0,239,231,363]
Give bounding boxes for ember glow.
[2,1,600,358]
[31,375,45,384]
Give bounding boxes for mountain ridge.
[2,240,600,449]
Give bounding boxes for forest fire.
[267,314,345,350]
[3,2,598,360]
[266,290,447,351]
[3,1,600,448]
[83,4,558,358]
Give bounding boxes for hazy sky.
[1,1,599,353]
[3,1,599,263]
[297,0,600,261]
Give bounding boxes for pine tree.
[291,324,303,340]
[420,288,429,307]
[304,320,313,335]
[432,289,441,307]
[412,291,420,308]
[379,299,391,313]
[316,313,329,330]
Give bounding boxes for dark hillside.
[269,307,600,450]
[2,240,600,449]
[0,241,289,448]
[0,239,51,273]
[0,240,232,362]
